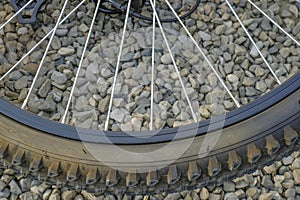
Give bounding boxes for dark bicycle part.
[96,0,201,23]
[131,0,145,11]
[10,0,45,24]
[99,4,121,14]
[98,0,182,15]
[95,0,145,13]
[131,0,201,23]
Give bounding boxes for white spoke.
[104,0,132,131]
[0,0,86,82]
[61,0,102,124]
[149,0,198,122]
[164,0,241,108]
[150,0,156,131]
[248,0,300,47]
[22,0,70,109]
[225,0,282,85]
[0,0,35,30]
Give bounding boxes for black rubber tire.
[0,70,299,195]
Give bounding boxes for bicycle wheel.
[0,0,299,195]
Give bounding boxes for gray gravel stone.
[209,104,225,116]
[0,182,5,192]
[234,180,248,189]
[17,27,28,35]
[245,87,257,96]
[242,77,255,86]
[282,179,294,189]
[82,190,97,200]
[199,31,212,41]
[98,96,110,113]
[62,190,77,200]
[208,193,221,200]
[200,188,209,200]
[224,193,238,200]
[246,187,258,197]
[20,191,39,200]
[43,189,52,199]
[256,81,267,92]
[49,193,60,200]
[223,181,235,192]
[250,45,259,57]
[56,29,68,37]
[9,180,22,195]
[15,76,28,90]
[74,194,84,200]
[161,53,172,65]
[9,71,23,81]
[208,73,218,87]
[184,193,192,200]
[283,156,294,165]
[19,178,31,192]
[131,117,142,131]
[52,36,62,50]
[30,185,40,195]
[292,158,300,169]
[58,47,75,56]
[227,74,239,83]
[74,110,97,122]
[261,175,274,189]
[51,71,67,85]
[164,192,181,200]
[37,184,49,195]
[24,63,38,75]
[110,109,126,123]
[190,191,199,200]
[0,188,10,198]
[121,52,133,62]
[293,169,300,184]
[269,46,278,54]
[78,24,89,32]
[132,65,145,80]
[290,4,299,17]
[280,47,291,58]
[284,188,296,198]
[200,85,212,94]
[100,68,113,78]
[38,79,51,98]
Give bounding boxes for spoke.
[61,0,102,124]
[248,0,300,47]
[21,0,70,109]
[225,0,282,85]
[150,0,156,131]
[149,0,198,122]
[0,0,35,30]
[163,0,241,108]
[0,0,86,82]
[104,0,132,131]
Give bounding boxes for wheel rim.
[0,71,299,144]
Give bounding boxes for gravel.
[0,0,299,197]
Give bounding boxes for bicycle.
[0,0,299,195]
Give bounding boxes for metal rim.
[1,70,299,144]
